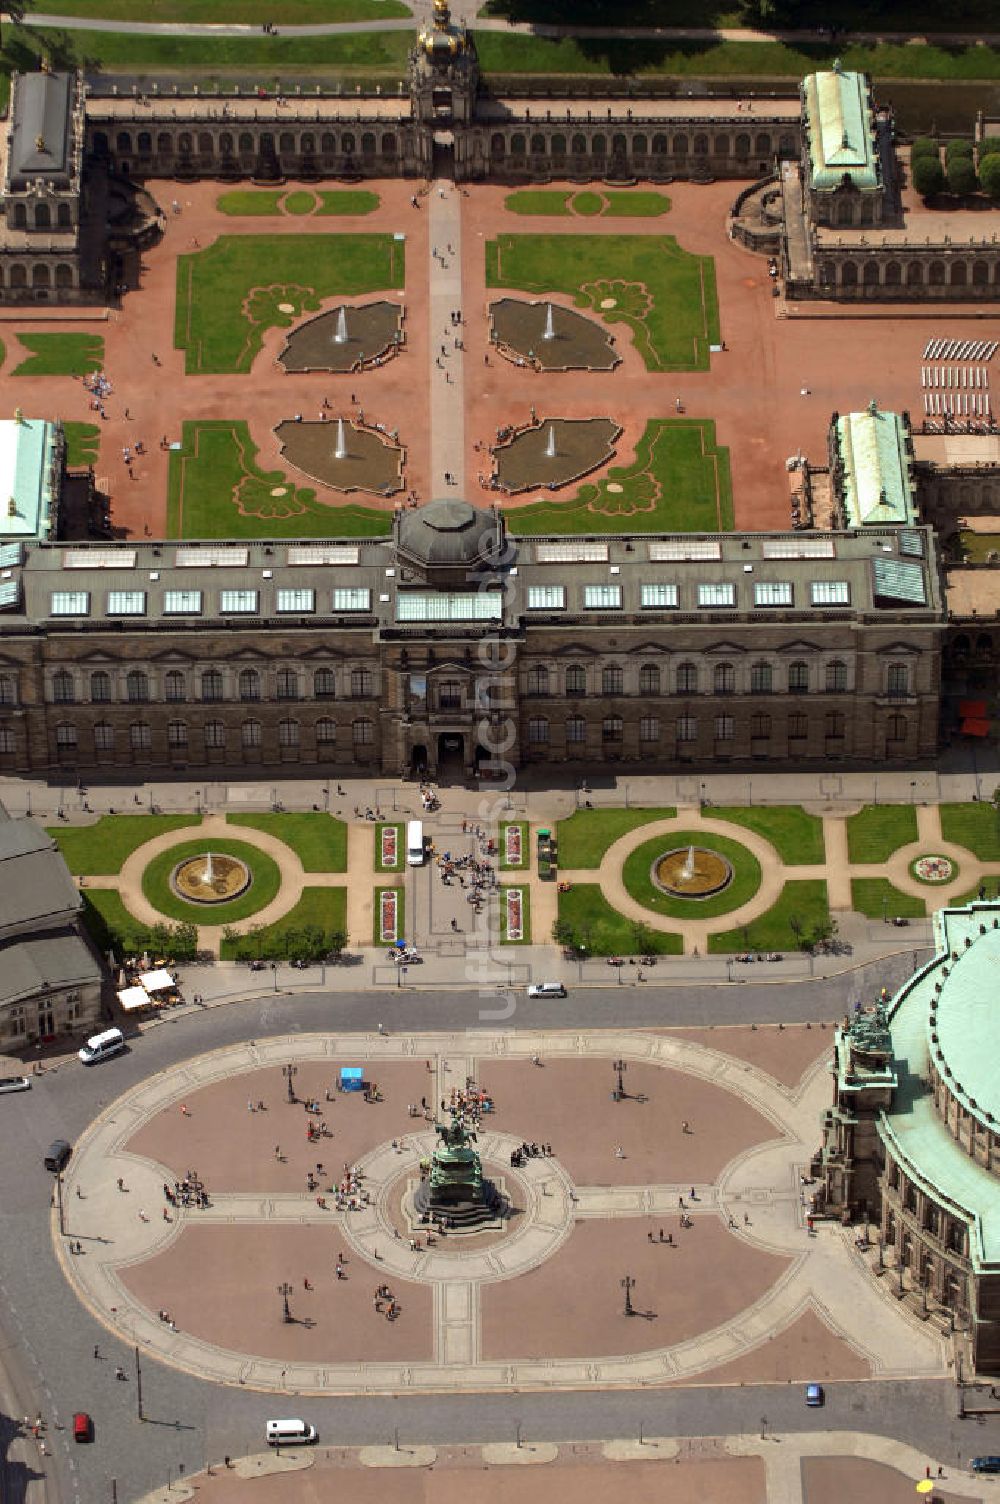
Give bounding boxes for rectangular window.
[753,581,793,607]
[763,537,835,559]
[163,590,203,615]
[168,722,188,747]
[276,588,315,614]
[810,580,851,606]
[789,714,808,738]
[50,591,89,616]
[527,585,566,610]
[715,715,734,741]
[0,727,14,753]
[566,717,586,743]
[332,588,372,612]
[94,724,114,751]
[176,546,248,568]
[677,715,697,742]
[650,540,720,562]
[697,583,736,608]
[242,721,261,748]
[536,541,608,563]
[278,720,300,747]
[55,724,77,747]
[640,584,679,609]
[640,716,660,741]
[527,717,549,744]
[396,593,502,622]
[106,590,146,616]
[205,723,226,749]
[288,545,359,566]
[353,720,374,745]
[583,584,622,610]
[130,724,151,750]
[219,590,258,615]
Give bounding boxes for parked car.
[0,1075,30,1095]
[805,1383,825,1407]
[971,1457,1000,1474]
[73,1412,93,1443]
[526,982,566,999]
[44,1139,71,1172]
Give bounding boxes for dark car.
[44,1139,71,1172]
[805,1383,825,1407]
[73,1412,93,1443]
[971,1457,1000,1474]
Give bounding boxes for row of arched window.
[46,665,375,705]
[50,718,377,755]
[0,263,75,290]
[820,258,1000,289]
[96,129,398,159]
[487,130,785,159]
[523,711,910,744]
[8,202,73,231]
[524,659,868,697]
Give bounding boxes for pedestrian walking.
[304,1277,313,1291]
[180,1103,189,1117]
[93,1345,100,1360]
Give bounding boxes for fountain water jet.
[334,418,348,461]
[542,303,556,341]
[333,307,349,345]
[203,850,215,887]
[680,844,695,884]
[544,424,557,459]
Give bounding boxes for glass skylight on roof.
[106,590,146,616]
[640,583,679,608]
[62,548,136,570]
[810,580,851,605]
[754,581,793,607]
[276,588,315,613]
[163,589,202,614]
[536,541,609,564]
[396,593,502,622]
[0,580,19,610]
[51,590,89,616]
[527,585,566,609]
[899,528,925,559]
[333,588,371,611]
[872,557,927,605]
[220,589,258,614]
[697,583,736,608]
[288,545,360,566]
[650,540,721,562]
[762,537,835,559]
[0,543,23,569]
[583,584,622,609]
[176,546,248,568]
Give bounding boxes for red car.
[73,1412,93,1443]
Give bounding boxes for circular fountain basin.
[494,416,620,494]
[652,847,733,900]
[489,298,620,371]
[279,301,403,373]
[171,853,252,905]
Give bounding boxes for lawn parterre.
[939,802,1000,860]
[12,333,104,377]
[140,838,281,924]
[557,883,682,956]
[500,885,531,944]
[505,189,671,217]
[62,421,101,467]
[375,822,403,873]
[166,420,392,539]
[509,419,733,535]
[851,878,927,921]
[499,820,527,870]
[555,807,677,869]
[710,806,825,866]
[226,812,347,872]
[707,880,831,954]
[174,233,404,373]
[845,804,919,863]
[219,887,347,961]
[0,26,412,76]
[47,814,201,875]
[622,829,761,921]
[485,233,719,371]
[216,188,380,217]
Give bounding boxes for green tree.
[980,154,1000,202]
[947,155,978,196]
[327,928,348,959]
[945,137,975,161]
[912,154,945,200]
[910,137,940,160]
[552,918,577,950]
[629,920,655,955]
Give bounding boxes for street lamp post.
[282,1064,298,1104]
[277,1281,293,1323]
[612,1059,627,1101]
[760,1416,768,1440]
[55,1171,66,1237]
[910,779,917,804]
[135,1344,144,1422]
[621,1273,635,1317]
[271,962,278,993]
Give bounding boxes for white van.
[406,819,425,867]
[78,1027,125,1065]
[266,1419,318,1447]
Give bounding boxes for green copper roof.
[0,418,60,541]
[835,408,916,528]
[802,68,879,192]
[882,904,1000,1273]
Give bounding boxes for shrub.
[910,137,940,159]
[945,137,975,160]
[947,155,979,196]
[980,153,1000,201]
[912,153,945,199]
[979,137,1000,164]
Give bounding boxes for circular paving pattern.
[140,837,282,924]
[653,845,733,900]
[622,829,761,920]
[911,854,956,884]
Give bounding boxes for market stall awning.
[118,986,151,1012]
[340,1067,364,1092]
[139,968,174,994]
[959,699,988,718]
[961,717,991,737]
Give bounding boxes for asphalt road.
[4,958,996,1504]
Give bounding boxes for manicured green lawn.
[851,878,927,921]
[954,876,1000,906]
[284,190,318,215]
[217,190,285,216]
[167,419,392,539]
[708,880,830,954]
[506,190,572,216]
[12,333,104,377]
[509,419,732,535]
[317,190,381,215]
[375,822,403,873]
[557,884,682,956]
[939,802,1000,860]
[219,887,347,960]
[499,820,527,870]
[62,421,101,467]
[18,0,408,20]
[473,31,1000,82]
[555,807,677,869]
[711,806,825,866]
[486,233,719,372]
[81,890,157,956]
[47,814,200,875]
[226,812,347,872]
[602,191,672,217]
[1,25,411,74]
[479,0,1000,33]
[573,190,604,216]
[623,829,761,921]
[174,232,404,373]
[141,838,281,924]
[500,885,531,943]
[374,884,404,944]
[845,805,919,863]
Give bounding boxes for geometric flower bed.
[503,821,525,868]
[381,824,398,869]
[911,854,955,885]
[505,887,524,941]
[378,887,399,943]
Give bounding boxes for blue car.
[805,1384,825,1407]
[971,1457,1000,1474]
